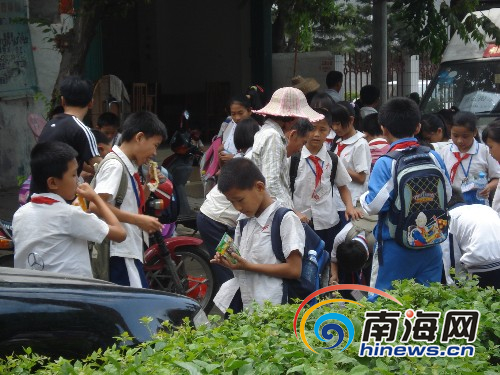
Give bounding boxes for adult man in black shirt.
[38,76,102,175]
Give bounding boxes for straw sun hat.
[253,87,325,123]
[291,75,320,95]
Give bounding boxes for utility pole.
[372,0,388,104]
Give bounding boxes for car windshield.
[421,60,500,120]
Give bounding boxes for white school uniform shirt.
[213,201,305,313]
[200,148,253,228]
[492,183,500,215]
[292,145,351,230]
[13,193,109,278]
[333,131,371,210]
[448,204,500,273]
[438,139,500,190]
[94,145,144,261]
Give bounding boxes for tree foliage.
[273,0,500,62]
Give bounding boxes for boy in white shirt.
[91,111,167,288]
[291,108,361,256]
[13,142,126,278]
[211,158,305,314]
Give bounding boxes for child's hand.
[345,207,363,221]
[76,183,98,201]
[294,209,310,223]
[478,186,491,198]
[329,274,339,286]
[136,215,163,234]
[211,251,248,270]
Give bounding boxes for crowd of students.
[11,74,500,316]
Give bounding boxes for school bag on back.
[379,145,449,251]
[241,207,330,303]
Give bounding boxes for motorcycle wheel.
[146,246,215,314]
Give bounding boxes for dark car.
[0,267,208,359]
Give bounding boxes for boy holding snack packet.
[211,158,305,313]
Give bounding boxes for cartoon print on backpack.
[408,212,448,247]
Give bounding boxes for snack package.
[148,160,159,192]
[215,233,241,264]
[77,195,87,211]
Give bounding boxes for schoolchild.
[417,113,450,152]
[197,118,261,291]
[360,97,452,299]
[310,92,338,151]
[91,111,167,288]
[91,129,112,158]
[97,112,122,146]
[438,111,500,204]
[38,76,101,176]
[331,101,371,227]
[359,85,380,119]
[211,158,305,313]
[443,189,500,289]
[291,108,360,256]
[482,120,500,214]
[361,113,390,170]
[217,95,254,165]
[13,142,126,278]
[251,87,324,212]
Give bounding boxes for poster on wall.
[0,0,38,98]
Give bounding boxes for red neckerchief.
[336,143,348,156]
[450,152,470,184]
[132,172,145,213]
[388,140,419,152]
[308,155,323,190]
[31,196,59,205]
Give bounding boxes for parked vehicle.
[420,8,500,131]
[0,267,208,359]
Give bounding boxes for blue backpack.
[377,146,449,262]
[241,207,330,303]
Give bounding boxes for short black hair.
[360,85,380,106]
[30,142,78,194]
[420,113,448,138]
[310,92,336,114]
[326,71,343,88]
[91,129,111,145]
[97,112,120,128]
[336,239,368,272]
[452,111,477,133]
[330,102,353,129]
[379,97,421,138]
[121,111,168,143]
[362,113,382,136]
[218,158,265,193]
[60,76,93,107]
[290,118,314,137]
[313,108,332,125]
[234,118,260,151]
[482,120,500,143]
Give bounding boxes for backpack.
[89,153,129,281]
[377,146,449,258]
[289,151,338,196]
[240,207,330,303]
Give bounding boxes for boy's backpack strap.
[289,153,300,196]
[91,152,129,209]
[270,207,292,262]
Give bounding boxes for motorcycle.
[142,174,215,314]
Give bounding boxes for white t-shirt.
[213,201,305,312]
[292,145,351,230]
[200,148,253,227]
[333,131,371,210]
[438,139,500,190]
[448,204,500,273]
[94,145,144,261]
[13,193,108,278]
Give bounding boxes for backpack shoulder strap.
[327,150,338,188]
[270,207,292,263]
[289,153,301,196]
[91,153,129,209]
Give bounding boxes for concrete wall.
[0,6,61,189]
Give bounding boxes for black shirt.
[38,114,100,175]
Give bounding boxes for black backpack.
[377,146,449,263]
[289,151,339,196]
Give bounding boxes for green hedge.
[1,278,498,374]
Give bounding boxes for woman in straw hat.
[251,87,324,221]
